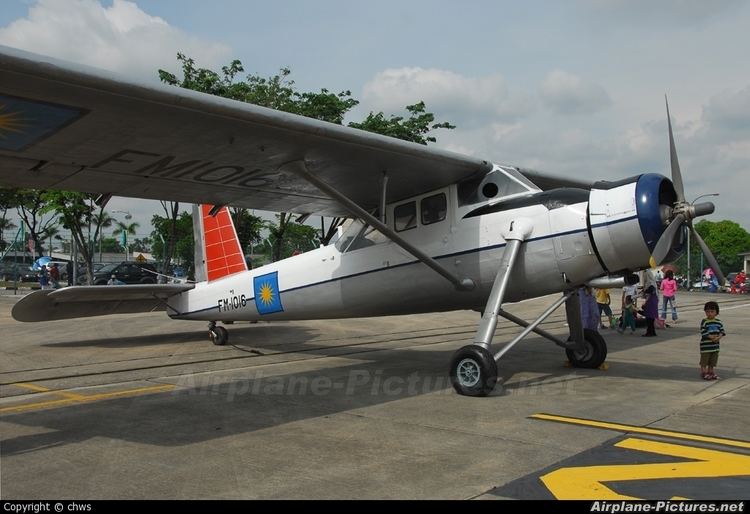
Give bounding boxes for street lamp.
[687,194,719,291]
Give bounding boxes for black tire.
[210,325,229,346]
[566,329,607,369]
[449,345,498,397]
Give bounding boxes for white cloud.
[540,70,612,115]
[699,85,750,140]
[361,67,534,127]
[0,0,231,81]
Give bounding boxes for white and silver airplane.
[0,45,724,396]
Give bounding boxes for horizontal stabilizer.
[12,284,194,322]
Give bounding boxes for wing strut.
[284,160,475,291]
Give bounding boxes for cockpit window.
[458,168,534,207]
[421,193,447,225]
[394,201,417,232]
[334,219,388,253]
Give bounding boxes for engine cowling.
[588,173,678,273]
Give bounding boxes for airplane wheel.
[210,326,229,346]
[566,329,607,369]
[450,345,498,397]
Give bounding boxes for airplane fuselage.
[168,165,669,323]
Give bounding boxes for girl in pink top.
[660,270,679,322]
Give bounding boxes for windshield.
[97,263,119,274]
[334,219,388,252]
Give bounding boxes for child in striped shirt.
[700,301,725,380]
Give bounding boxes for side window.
[394,201,417,232]
[421,193,447,225]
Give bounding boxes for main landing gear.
[449,218,608,397]
[208,321,229,346]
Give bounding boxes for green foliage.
[159,54,358,124]
[348,101,455,145]
[230,208,264,252]
[672,220,750,278]
[694,220,750,273]
[266,215,319,260]
[151,211,195,274]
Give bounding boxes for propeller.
[649,97,725,285]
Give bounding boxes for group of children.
[580,281,726,381]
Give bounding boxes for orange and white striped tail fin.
[196,205,247,282]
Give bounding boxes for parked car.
[92,261,158,285]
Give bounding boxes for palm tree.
[112,221,140,261]
[94,211,115,262]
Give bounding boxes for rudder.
[193,204,247,282]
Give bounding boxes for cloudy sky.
[1,0,748,235]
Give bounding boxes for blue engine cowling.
[588,173,678,273]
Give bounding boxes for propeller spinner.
[649,97,725,285]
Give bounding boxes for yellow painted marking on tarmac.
[540,437,750,500]
[13,382,51,392]
[531,413,750,449]
[0,384,175,414]
[13,382,87,400]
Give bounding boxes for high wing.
[0,45,497,216]
[0,46,589,214]
[11,284,195,322]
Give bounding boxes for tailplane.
[193,204,247,282]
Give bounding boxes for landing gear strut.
[208,321,229,346]
[449,218,608,396]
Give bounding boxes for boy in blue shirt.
[700,301,725,380]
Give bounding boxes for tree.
[41,191,105,284]
[672,220,750,279]
[112,221,140,260]
[230,208,264,257]
[151,211,195,277]
[131,237,152,253]
[349,101,456,145]
[693,220,750,273]
[0,189,18,251]
[93,210,115,262]
[157,201,181,276]
[266,217,319,260]
[14,189,58,257]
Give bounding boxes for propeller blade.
[690,225,726,286]
[649,212,685,268]
[665,96,685,203]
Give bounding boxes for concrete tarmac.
[1,290,748,499]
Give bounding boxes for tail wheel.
[449,345,498,397]
[210,325,229,346]
[566,329,607,368]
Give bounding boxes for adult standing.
[38,265,50,290]
[595,288,615,329]
[66,260,74,286]
[579,286,600,332]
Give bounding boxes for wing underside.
[0,45,497,215]
[12,284,194,322]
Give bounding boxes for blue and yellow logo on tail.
[0,94,84,151]
[253,272,284,315]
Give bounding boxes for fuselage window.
[394,201,417,232]
[421,193,447,225]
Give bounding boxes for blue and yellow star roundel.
[0,94,85,151]
[253,272,284,315]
